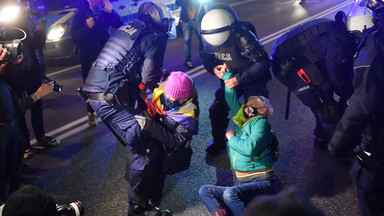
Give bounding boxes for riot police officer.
[83,2,176,215]
[200,3,271,155]
[270,14,356,149]
[329,0,384,215]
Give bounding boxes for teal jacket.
[224,71,273,172]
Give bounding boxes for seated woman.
[199,68,276,216]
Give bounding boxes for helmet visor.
[346,0,374,32]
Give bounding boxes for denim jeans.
[199,176,276,216]
[182,19,203,61]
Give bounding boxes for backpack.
[270,131,279,162]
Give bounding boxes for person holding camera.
[3,0,60,157]
[0,45,54,203]
[71,0,122,127]
[0,185,84,216]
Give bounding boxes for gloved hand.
[135,115,155,132]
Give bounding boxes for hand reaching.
[226,129,235,140]
[134,115,155,132]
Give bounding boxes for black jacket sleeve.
[151,115,194,150]
[234,25,271,86]
[329,31,384,158]
[314,34,354,100]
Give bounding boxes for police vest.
[206,22,268,73]
[85,20,161,94]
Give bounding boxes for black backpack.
[270,131,279,162]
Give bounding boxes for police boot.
[144,206,172,216]
[128,204,145,216]
[205,118,229,155]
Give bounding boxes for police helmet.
[138,1,177,39]
[200,8,236,46]
[368,0,384,22]
[207,3,239,20]
[345,0,374,33]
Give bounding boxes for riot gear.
[271,18,355,149]
[201,9,236,46]
[138,1,177,39]
[345,0,374,33]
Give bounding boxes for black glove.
[135,115,155,132]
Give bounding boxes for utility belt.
[81,80,139,107]
[88,92,105,101]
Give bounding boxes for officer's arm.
[234,28,271,85]
[141,34,167,91]
[316,34,354,100]
[202,48,217,75]
[329,34,384,157]
[151,117,194,149]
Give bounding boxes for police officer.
[270,14,356,149]
[82,2,176,215]
[329,0,384,215]
[200,3,271,155]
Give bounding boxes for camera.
[52,80,63,92]
[56,201,84,216]
[1,40,22,60]
[45,79,63,92]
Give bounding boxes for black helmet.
[368,0,384,20]
[138,1,177,39]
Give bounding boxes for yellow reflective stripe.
[233,151,237,170]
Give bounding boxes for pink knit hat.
[164,71,193,99]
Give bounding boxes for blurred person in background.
[176,0,206,70]
[71,0,122,127]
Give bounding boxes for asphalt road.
[21,0,361,215]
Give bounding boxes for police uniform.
[83,17,170,214]
[271,18,355,148]
[203,22,271,153]
[329,25,384,216]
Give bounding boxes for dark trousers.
[89,99,167,209]
[125,145,166,208]
[0,123,25,203]
[350,160,384,216]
